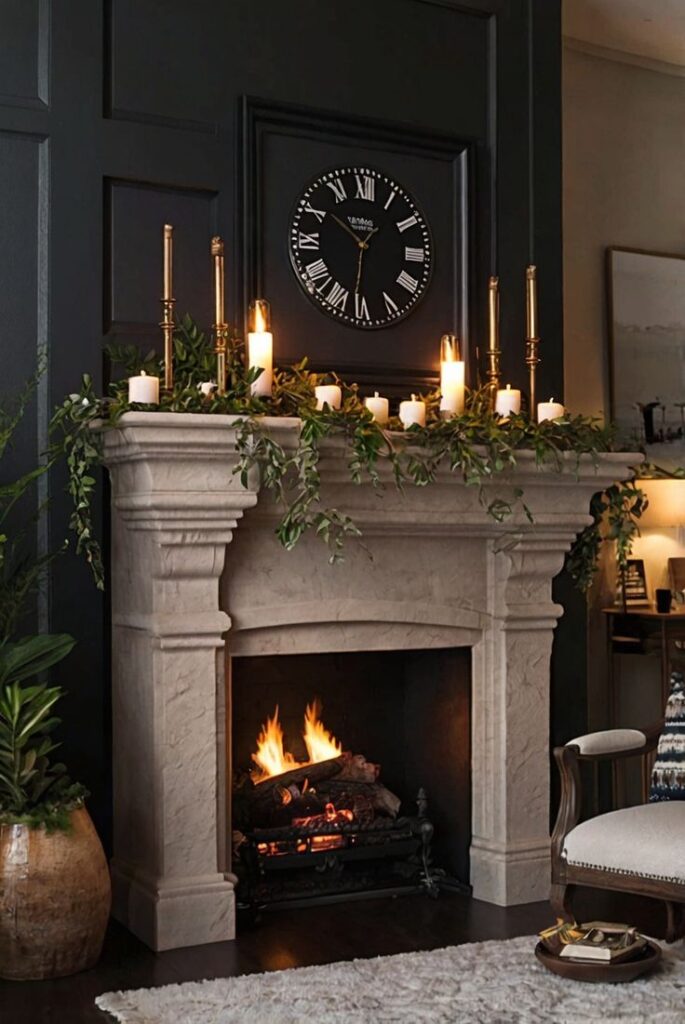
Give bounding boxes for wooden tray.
[535,939,662,984]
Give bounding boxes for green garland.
[47,314,656,591]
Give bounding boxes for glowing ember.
[250,706,298,783]
[251,699,342,784]
[303,700,342,764]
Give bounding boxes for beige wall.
[563,46,685,418]
[564,46,685,731]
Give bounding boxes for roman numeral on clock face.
[297,232,319,250]
[354,293,370,320]
[304,202,326,223]
[327,280,349,311]
[396,270,418,294]
[305,258,330,281]
[404,246,425,262]
[354,174,375,201]
[384,188,397,210]
[326,178,347,204]
[396,214,418,233]
[383,291,399,315]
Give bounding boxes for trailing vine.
[46,313,661,589]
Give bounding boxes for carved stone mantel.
[104,412,635,951]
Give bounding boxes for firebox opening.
[229,648,471,909]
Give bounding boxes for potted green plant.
[0,379,110,980]
[0,635,111,979]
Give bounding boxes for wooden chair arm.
[570,721,663,763]
[550,720,663,864]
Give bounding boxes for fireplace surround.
[104,412,634,950]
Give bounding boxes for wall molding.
[564,36,685,80]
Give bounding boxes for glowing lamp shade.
[636,479,685,529]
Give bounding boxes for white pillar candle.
[495,384,521,418]
[537,397,565,423]
[364,391,389,425]
[199,381,217,397]
[128,370,159,405]
[399,394,426,429]
[315,384,342,411]
[247,298,274,397]
[440,360,465,416]
[248,332,273,396]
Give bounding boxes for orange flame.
[250,706,298,783]
[251,700,342,784]
[303,700,342,764]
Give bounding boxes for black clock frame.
[239,95,479,393]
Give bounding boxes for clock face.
[288,166,433,330]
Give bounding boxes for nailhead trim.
[563,854,685,886]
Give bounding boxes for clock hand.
[354,248,364,294]
[330,213,364,246]
[354,227,379,293]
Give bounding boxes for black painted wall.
[0,0,565,846]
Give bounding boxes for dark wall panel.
[0,0,48,108]
[107,181,217,335]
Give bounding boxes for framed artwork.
[607,247,685,472]
[617,558,649,606]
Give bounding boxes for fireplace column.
[470,534,572,906]
[105,414,257,951]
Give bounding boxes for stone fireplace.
[105,412,633,951]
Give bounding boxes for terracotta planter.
[0,805,111,980]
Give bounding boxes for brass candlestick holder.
[487,276,501,409]
[161,223,175,392]
[160,296,175,393]
[526,336,540,414]
[526,265,540,414]
[211,236,228,394]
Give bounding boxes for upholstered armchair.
[551,723,685,942]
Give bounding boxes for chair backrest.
[650,670,685,802]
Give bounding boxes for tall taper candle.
[526,264,538,341]
[161,224,175,391]
[211,236,228,394]
[213,236,225,325]
[163,224,173,300]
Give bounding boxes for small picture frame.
[618,558,649,606]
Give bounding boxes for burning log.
[337,752,380,783]
[250,755,345,796]
[323,779,401,819]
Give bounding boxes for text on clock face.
[288,166,432,330]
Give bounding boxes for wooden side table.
[603,606,685,714]
[602,606,685,803]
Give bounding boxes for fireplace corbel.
[105,412,635,950]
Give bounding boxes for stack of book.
[539,921,647,964]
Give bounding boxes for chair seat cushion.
[563,802,685,884]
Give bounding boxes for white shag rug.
[95,934,685,1024]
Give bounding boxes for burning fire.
[303,700,342,764]
[251,699,342,784]
[251,706,298,782]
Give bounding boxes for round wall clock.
[288,166,433,330]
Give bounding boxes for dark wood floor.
[1,887,668,1024]
[0,892,554,1024]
